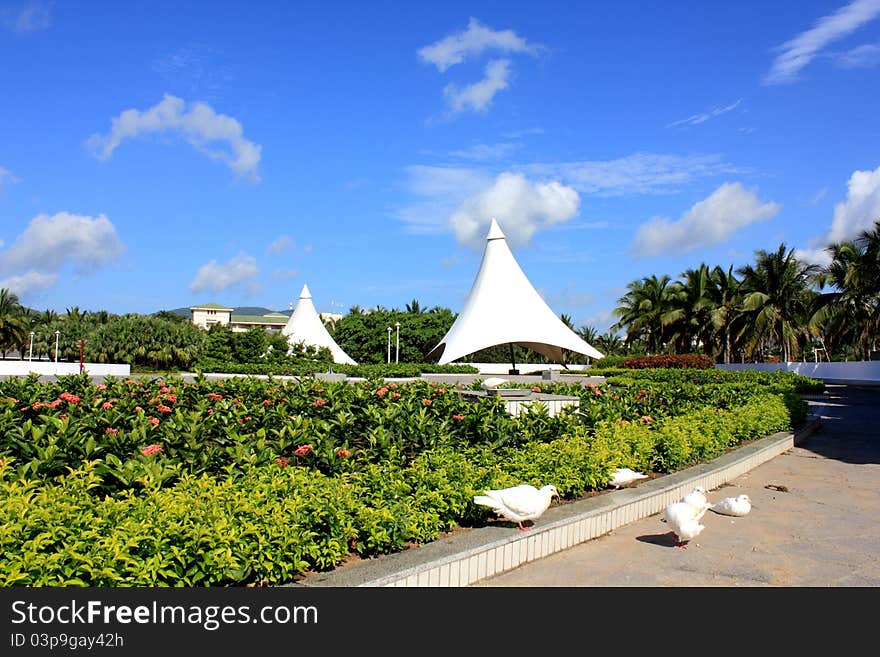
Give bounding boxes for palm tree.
[738,244,820,362]
[405,299,426,314]
[0,288,29,358]
[613,274,676,354]
[664,263,717,356]
[709,265,744,364]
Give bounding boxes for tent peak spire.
[299,284,312,299]
[486,218,505,241]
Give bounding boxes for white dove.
[681,486,709,510]
[480,377,509,389]
[473,484,559,531]
[662,500,710,549]
[710,494,752,516]
[608,467,649,489]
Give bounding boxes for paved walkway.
[474,383,880,586]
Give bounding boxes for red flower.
[207,392,223,400]
[105,427,119,435]
[392,392,400,399]
[31,401,43,410]
[275,456,291,467]
[102,401,113,410]
[157,404,172,413]
[376,387,388,398]
[311,398,325,407]
[59,392,80,404]
[59,413,67,420]
[135,406,144,413]
[207,409,214,415]
[96,384,107,391]
[452,414,464,421]
[263,399,272,406]
[422,398,432,406]
[532,386,542,392]
[165,393,177,403]
[294,444,313,456]
[149,417,159,426]
[140,444,163,456]
[640,415,654,423]
[336,448,350,458]
[159,386,171,394]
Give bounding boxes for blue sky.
[2,0,879,333]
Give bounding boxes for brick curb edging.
[292,415,821,588]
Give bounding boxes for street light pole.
[395,321,400,364]
[386,326,392,364]
[29,331,34,362]
[54,330,60,363]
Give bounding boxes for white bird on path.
[662,500,710,549]
[608,467,648,489]
[710,494,752,516]
[480,377,508,389]
[681,486,709,510]
[473,484,560,530]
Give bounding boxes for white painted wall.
[464,362,592,375]
[716,360,880,382]
[0,361,131,377]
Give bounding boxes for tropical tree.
[737,244,820,362]
[613,274,677,354]
[709,265,745,364]
[664,263,717,356]
[0,288,29,358]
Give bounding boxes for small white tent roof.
[426,218,604,365]
[282,284,357,365]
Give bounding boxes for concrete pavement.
[473,383,880,586]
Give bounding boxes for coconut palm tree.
[709,265,745,364]
[613,274,677,354]
[0,288,29,358]
[738,244,820,362]
[664,263,717,356]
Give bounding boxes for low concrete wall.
[0,361,131,377]
[463,362,592,375]
[717,360,880,383]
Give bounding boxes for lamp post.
[386,326,392,364]
[28,331,34,362]
[54,330,60,363]
[394,321,400,364]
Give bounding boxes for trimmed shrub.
[621,354,715,369]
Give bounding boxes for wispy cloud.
[152,43,233,100]
[418,17,540,72]
[524,152,741,196]
[833,41,880,67]
[189,252,260,294]
[666,99,743,128]
[449,141,519,161]
[0,166,19,191]
[272,267,299,281]
[266,235,293,256]
[86,94,262,181]
[443,59,512,114]
[764,0,880,85]
[419,18,541,117]
[1,1,52,33]
[0,271,58,297]
[630,182,781,256]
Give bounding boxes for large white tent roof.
[426,218,604,365]
[282,284,357,365]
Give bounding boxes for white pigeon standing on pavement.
[473,484,560,531]
[662,500,710,549]
[710,494,752,516]
[608,467,649,489]
[681,486,709,510]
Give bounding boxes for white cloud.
[666,99,743,128]
[418,17,540,72]
[189,253,260,294]
[449,141,519,161]
[524,152,740,196]
[273,267,299,281]
[631,182,781,256]
[0,166,19,190]
[0,212,126,275]
[86,94,262,181]
[827,165,880,244]
[764,0,880,84]
[450,172,580,247]
[834,41,880,67]
[0,271,58,297]
[443,59,511,114]
[1,1,52,32]
[266,235,293,256]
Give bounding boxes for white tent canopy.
[426,218,604,365]
[282,284,357,365]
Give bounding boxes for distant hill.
[160,307,292,318]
